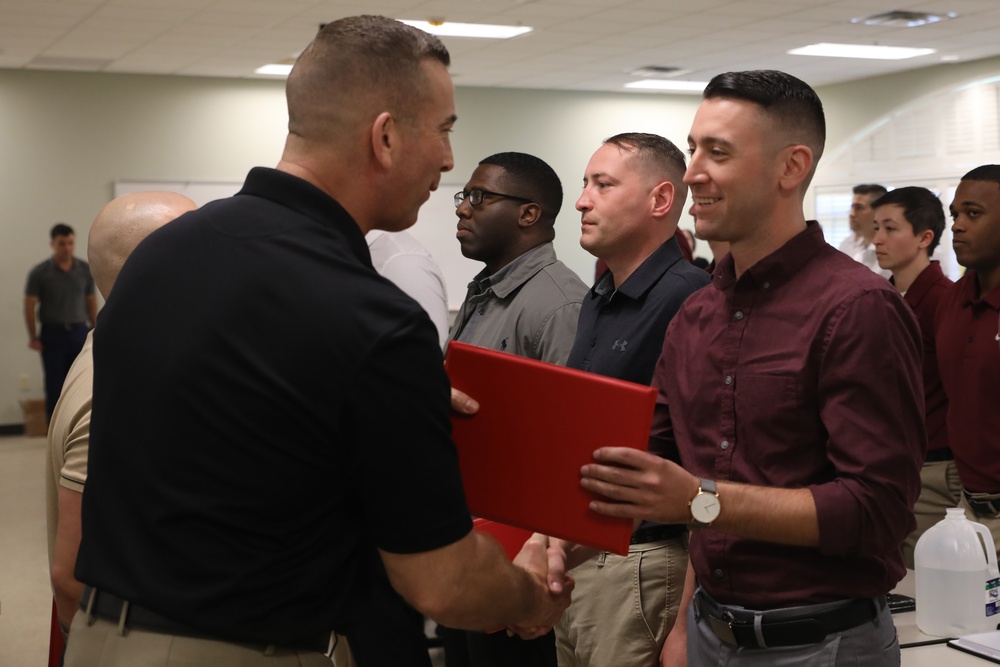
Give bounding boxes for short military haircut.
[871,186,945,255]
[703,70,826,186]
[961,164,1000,187]
[51,223,74,239]
[286,16,450,141]
[854,183,888,201]
[479,152,563,223]
[604,132,687,187]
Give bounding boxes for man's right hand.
[508,534,574,639]
[28,339,42,352]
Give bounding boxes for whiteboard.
[114,180,242,207]
[113,179,480,310]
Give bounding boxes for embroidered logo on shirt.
[500,338,508,351]
[612,339,628,352]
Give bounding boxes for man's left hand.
[581,448,699,525]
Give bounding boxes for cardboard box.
[20,399,47,437]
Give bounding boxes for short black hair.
[853,184,888,201]
[603,132,687,186]
[961,164,1000,187]
[871,186,945,255]
[51,223,74,239]
[703,70,826,186]
[479,152,563,223]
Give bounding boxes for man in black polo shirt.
[552,133,709,667]
[24,223,97,419]
[67,16,570,667]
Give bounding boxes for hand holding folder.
[446,341,658,556]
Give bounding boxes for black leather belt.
[43,322,86,331]
[630,524,685,544]
[693,589,885,649]
[964,489,1000,518]
[80,586,332,654]
[925,447,954,463]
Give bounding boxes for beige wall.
[2,56,999,424]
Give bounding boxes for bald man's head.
[88,191,196,298]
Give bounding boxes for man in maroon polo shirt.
[936,165,1000,549]
[871,186,957,568]
[569,70,924,667]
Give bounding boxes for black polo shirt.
[76,167,472,647]
[567,237,710,385]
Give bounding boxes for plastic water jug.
[914,507,1000,637]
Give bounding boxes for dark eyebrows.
[688,134,736,151]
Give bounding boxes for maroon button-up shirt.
[935,270,1000,492]
[650,221,924,608]
[898,261,952,453]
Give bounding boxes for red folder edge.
[446,341,657,556]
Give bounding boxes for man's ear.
[517,203,542,228]
[916,228,935,251]
[650,180,675,219]
[778,145,813,192]
[371,111,395,170]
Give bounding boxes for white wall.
[3,55,1000,425]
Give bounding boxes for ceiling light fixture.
[852,10,957,28]
[788,43,935,60]
[400,19,532,39]
[628,66,692,79]
[255,64,293,76]
[624,79,708,93]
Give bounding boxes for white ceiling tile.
[0,0,997,91]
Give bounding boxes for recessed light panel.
[400,20,532,39]
[625,80,708,93]
[788,43,935,60]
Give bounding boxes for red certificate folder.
[445,340,657,556]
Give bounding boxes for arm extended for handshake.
[378,387,573,638]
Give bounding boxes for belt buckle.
[707,610,740,647]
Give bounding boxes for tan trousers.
[555,537,687,667]
[64,612,334,667]
[960,493,1000,556]
[901,459,962,568]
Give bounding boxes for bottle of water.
[915,507,1000,637]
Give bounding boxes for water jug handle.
[970,520,1000,577]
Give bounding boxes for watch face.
[691,491,721,524]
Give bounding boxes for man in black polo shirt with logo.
[24,223,97,419]
[551,132,709,667]
[66,16,570,667]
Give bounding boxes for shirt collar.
[470,243,559,300]
[714,220,826,292]
[239,167,371,268]
[590,236,684,301]
[960,270,1000,311]
[901,261,945,309]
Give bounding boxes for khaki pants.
[960,493,1000,555]
[555,537,687,667]
[64,613,334,667]
[901,459,962,568]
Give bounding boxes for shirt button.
[762,282,771,290]
[600,307,610,314]
[734,310,744,321]
[720,440,730,450]
[724,375,733,385]
[714,569,724,579]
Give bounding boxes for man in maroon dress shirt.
[571,70,924,667]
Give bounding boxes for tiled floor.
[0,434,445,667]
[0,435,52,667]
